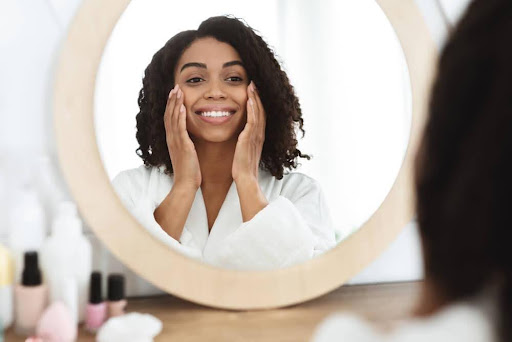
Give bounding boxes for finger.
[249,82,265,137]
[246,98,256,132]
[164,85,178,125]
[247,83,258,127]
[178,103,188,141]
[172,86,184,134]
[251,82,266,127]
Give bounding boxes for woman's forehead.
[177,37,243,71]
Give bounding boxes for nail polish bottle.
[107,274,127,318]
[85,272,106,333]
[14,251,47,336]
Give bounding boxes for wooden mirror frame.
[54,0,436,309]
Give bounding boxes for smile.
[193,109,236,125]
[195,110,235,117]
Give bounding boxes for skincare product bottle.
[8,187,46,284]
[107,274,127,318]
[85,272,107,332]
[0,244,14,330]
[56,276,78,326]
[14,251,47,336]
[40,201,92,323]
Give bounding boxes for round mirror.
[54,0,435,308]
[94,0,411,269]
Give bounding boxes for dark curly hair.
[135,16,310,179]
[415,0,512,340]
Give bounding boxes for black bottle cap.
[108,274,125,301]
[89,271,103,304]
[22,251,42,286]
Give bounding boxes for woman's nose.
[204,80,226,100]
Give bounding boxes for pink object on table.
[24,337,43,342]
[15,252,47,336]
[85,271,107,332]
[36,302,77,342]
[86,302,107,332]
[14,284,47,336]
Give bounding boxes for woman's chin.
[188,121,244,144]
[191,131,239,144]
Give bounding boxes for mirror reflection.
[94,0,411,270]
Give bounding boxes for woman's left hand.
[232,81,266,184]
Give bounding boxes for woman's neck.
[194,139,236,186]
[413,279,448,317]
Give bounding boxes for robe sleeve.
[111,168,202,261]
[205,175,336,270]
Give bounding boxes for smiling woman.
[111,16,337,270]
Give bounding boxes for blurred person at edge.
[313,0,512,341]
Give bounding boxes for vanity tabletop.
[5,281,421,342]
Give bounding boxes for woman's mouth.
[194,108,236,125]
[196,110,235,117]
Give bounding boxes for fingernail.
[250,82,255,92]
[168,89,174,98]
[249,98,254,106]
[177,89,182,99]
[180,104,185,112]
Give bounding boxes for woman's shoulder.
[313,301,496,342]
[259,168,324,200]
[111,165,172,205]
[259,168,319,186]
[280,171,323,193]
[396,302,496,341]
[112,165,169,188]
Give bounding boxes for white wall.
[0,0,472,296]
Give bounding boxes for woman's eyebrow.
[223,60,244,68]
[180,60,245,73]
[180,62,207,73]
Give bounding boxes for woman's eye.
[186,77,204,84]
[226,76,243,82]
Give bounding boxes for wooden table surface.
[5,281,421,342]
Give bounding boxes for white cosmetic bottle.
[40,201,92,323]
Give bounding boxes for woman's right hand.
[164,84,202,190]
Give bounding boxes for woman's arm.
[155,85,202,241]
[112,167,202,260]
[154,183,197,241]
[232,82,268,220]
[235,176,269,222]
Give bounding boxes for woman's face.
[174,37,249,143]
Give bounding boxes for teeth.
[200,111,232,117]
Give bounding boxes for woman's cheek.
[238,92,249,107]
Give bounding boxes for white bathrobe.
[112,165,336,270]
[312,294,498,342]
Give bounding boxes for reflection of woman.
[113,16,336,270]
[314,0,511,341]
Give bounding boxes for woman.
[313,0,511,340]
[113,16,336,270]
